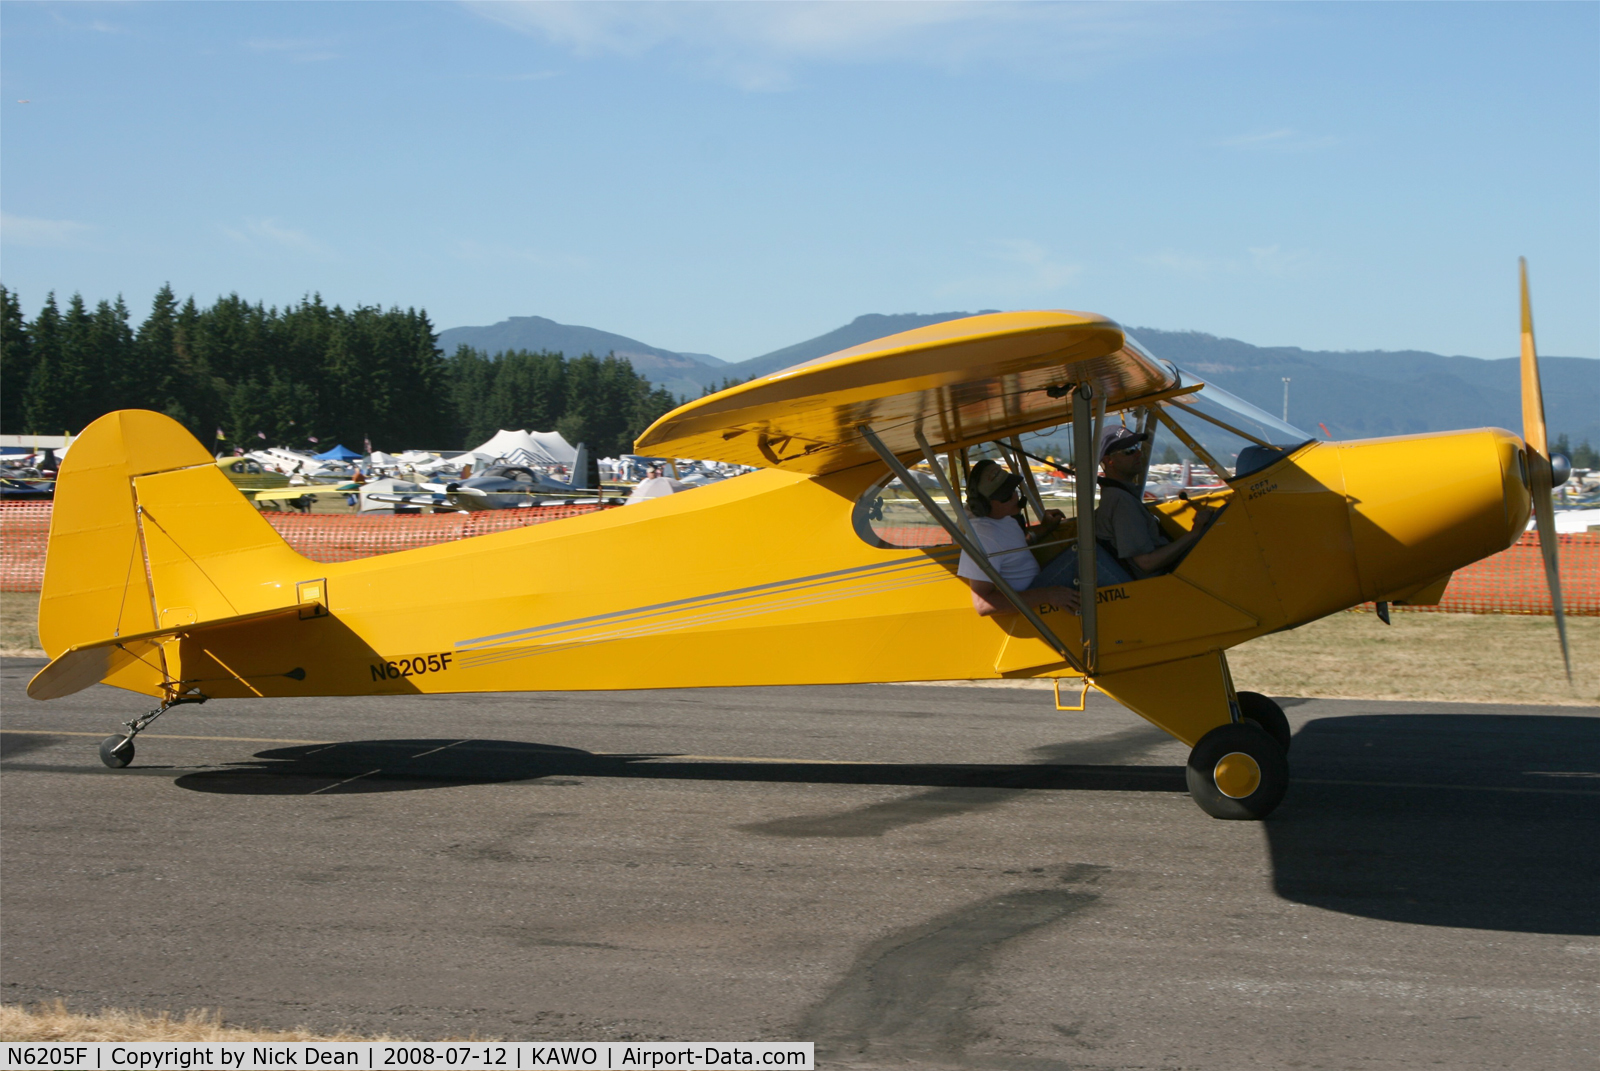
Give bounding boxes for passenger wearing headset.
[955,459,1082,618]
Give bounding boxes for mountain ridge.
[439,313,1598,445]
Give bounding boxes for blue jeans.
[1034,542,1134,590]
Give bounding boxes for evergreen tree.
[0,286,33,432]
[135,285,180,418]
[23,294,75,434]
[88,296,139,419]
[446,345,498,447]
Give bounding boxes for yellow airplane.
[26,262,1572,820]
[214,457,290,500]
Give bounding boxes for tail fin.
[38,410,309,699]
[567,442,599,492]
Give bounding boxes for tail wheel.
[1186,722,1288,820]
[99,735,135,769]
[1236,691,1291,752]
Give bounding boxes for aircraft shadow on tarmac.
[173,738,1187,797]
[170,711,1600,936]
[1268,713,1600,936]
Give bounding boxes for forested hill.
[438,316,724,402]
[1127,328,1599,448]
[5,283,1593,456]
[444,309,1595,447]
[722,311,1001,380]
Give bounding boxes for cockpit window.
[853,472,956,548]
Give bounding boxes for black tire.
[99,735,134,769]
[1236,691,1291,752]
[1186,722,1288,820]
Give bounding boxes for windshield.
[1166,364,1313,446]
[1134,362,1318,484]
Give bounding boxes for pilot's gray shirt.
[1094,482,1168,579]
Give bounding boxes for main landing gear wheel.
[99,736,135,769]
[1236,691,1291,752]
[1186,722,1288,820]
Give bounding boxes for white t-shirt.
[626,476,688,504]
[956,515,1039,590]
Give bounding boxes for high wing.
[634,311,1177,473]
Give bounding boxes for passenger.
[626,464,688,505]
[956,459,1081,617]
[1096,426,1215,578]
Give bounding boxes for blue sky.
[2,1,1596,363]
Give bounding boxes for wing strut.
[913,426,977,545]
[1072,387,1099,673]
[858,423,1085,676]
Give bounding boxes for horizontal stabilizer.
[27,605,302,700]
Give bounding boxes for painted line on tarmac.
[0,728,335,745]
[5,732,1592,792]
[0,730,868,765]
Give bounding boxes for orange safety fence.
[2,502,1596,614]
[0,503,615,588]
[1371,531,1599,617]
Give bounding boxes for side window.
[852,472,956,548]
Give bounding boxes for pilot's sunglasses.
[1113,445,1142,456]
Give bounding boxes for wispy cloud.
[938,238,1084,299]
[1141,248,1237,279]
[465,1,1231,91]
[221,218,335,258]
[0,213,94,248]
[247,37,340,63]
[88,19,130,35]
[1219,128,1336,152]
[1139,244,1316,279]
[1248,244,1315,276]
[989,239,1083,290]
[449,238,589,271]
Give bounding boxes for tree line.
[0,286,680,458]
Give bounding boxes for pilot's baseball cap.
[970,459,1023,502]
[1099,425,1149,461]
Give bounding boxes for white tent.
[467,429,577,467]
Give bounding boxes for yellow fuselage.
[52,418,1527,748]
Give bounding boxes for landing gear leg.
[1236,691,1292,752]
[98,695,207,769]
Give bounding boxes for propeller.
[1518,258,1572,681]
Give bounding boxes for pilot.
[956,459,1081,617]
[1096,425,1215,578]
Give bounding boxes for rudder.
[39,410,308,697]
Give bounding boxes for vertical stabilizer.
[38,410,308,697]
[567,442,598,492]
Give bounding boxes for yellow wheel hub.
[1213,752,1262,799]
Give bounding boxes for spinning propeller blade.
[1518,258,1572,681]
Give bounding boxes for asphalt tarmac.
[3,656,1597,1070]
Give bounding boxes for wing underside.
[634,311,1176,473]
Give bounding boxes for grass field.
[1224,609,1596,706]
[4,591,1593,706]
[0,1001,392,1042]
